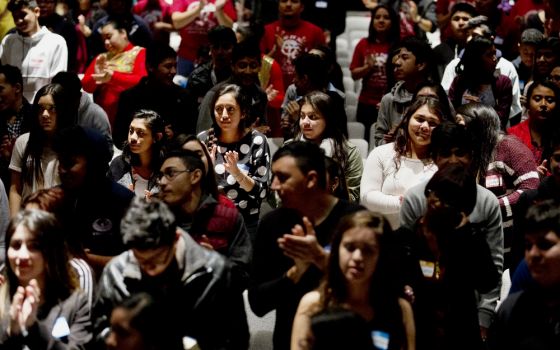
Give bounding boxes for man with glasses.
[158,148,252,291]
[93,196,250,350]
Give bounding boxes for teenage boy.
[374,36,434,146]
[0,0,67,101]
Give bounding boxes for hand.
[463,94,480,103]
[284,100,300,119]
[537,159,549,178]
[408,0,419,22]
[198,0,208,11]
[480,326,488,342]
[251,117,271,134]
[275,27,285,50]
[365,54,375,68]
[519,94,527,106]
[199,235,214,250]
[403,285,415,304]
[224,150,241,176]
[9,280,40,336]
[383,131,395,143]
[214,0,226,11]
[265,84,279,102]
[0,135,15,160]
[278,217,328,270]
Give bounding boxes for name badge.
[52,316,70,338]
[485,175,502,188]
[419,260,435,278]
[372,330,390,350]
[315,1,328,8]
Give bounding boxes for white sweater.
[0,26,68,101]
[360,143,437,229]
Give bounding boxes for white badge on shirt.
[52,316,70,338]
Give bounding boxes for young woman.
[292,91,363,202]
[110,110,164,199]
[508,79,560,168]
[0,209,92,348]
[105,293,183,350]
[197,84,270,236]
[8,84,74,217]
[291,210,415,350]
[350,5,400,132]
[457,102,540,272]
[81,18,147,128]
[360,97,448,229]
[449,36,513,129]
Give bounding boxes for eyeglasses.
[156,168,191,182]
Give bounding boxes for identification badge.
[485,175,502,188]
[52,316,70,338]
[372,330,390,350]
[419,260,435,278]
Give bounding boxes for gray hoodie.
[374,81,414,146]
[78,92,114,157]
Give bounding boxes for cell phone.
[0,263,5,274]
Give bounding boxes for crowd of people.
[0,0,559,349]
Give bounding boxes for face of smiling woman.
[299,102,326,142]
[407,104,441,155]
[8,224,46,287]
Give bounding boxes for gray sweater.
[374,81,414,146]
[400,180,504,328]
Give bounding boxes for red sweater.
[82,44,147,128]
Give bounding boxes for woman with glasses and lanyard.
[197,84,271,241]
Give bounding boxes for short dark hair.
[52,71,82,102]
[145,43,177,70]
[294,52,329,89]
[273,141,327,190]
[121,197,177,250]
[522,199,560,237]
[231,39,261,63]
[208,25,237,46]
[450,2,478,17]
[395,36,433,67]
[425,163,477,215]
[210,84,252,136]
[0,64,23,87]
[162,148,209,192]
[8,0,38,12]
[430,121,473,162]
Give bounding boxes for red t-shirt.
[350,39,390,107]
[507,120,543,163]
[171,0,237,61]
[260,20,325,88]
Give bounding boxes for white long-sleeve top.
[360,143,437,229]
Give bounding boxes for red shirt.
[171,0,237,61]
[507,120,543,163]
[350,39,390,106]
[260,20,325,88]
[82,44,147,128]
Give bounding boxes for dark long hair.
[210,84,252,139]
[4,210,78,307]
[367,5,400,44]
[22,84,74,188]
[456,103,500,179]
[455,36,496,90]
[122,109,165,172]
[393,97,448,167]
[295,91,348,170]
[319,210,405,347]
